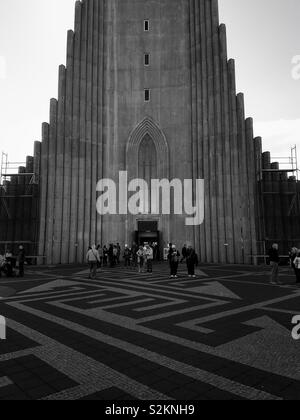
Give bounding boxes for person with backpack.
[186,246,198,278]
[86,245,100,280]
[168,245,180,278]
[293,251,300,284]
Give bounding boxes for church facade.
[37,0,262,265]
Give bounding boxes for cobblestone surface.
[0,263,299,400]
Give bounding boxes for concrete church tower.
[38,0,261,265]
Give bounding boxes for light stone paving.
[0,264,299,400]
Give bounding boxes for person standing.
[293,251,300,284]
[145,244,154,273]
[5,249,14,278]
[108,244,114,268]
[137,246,146,274]
[116,243,121,265]
[124,245,131,268]
[289,247,298,276]
[131,243,137,269]
[97,245,103,268]
[86,245,100,280]
[168,245,180,278]
[268,243,281,285]
[186,246,198,278]
[103,245,108,266]
[17,245,26,278]
[181,244,187,263]
[0,251,5,278]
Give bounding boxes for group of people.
[168,244,199,279]
[86,242,199,279]
[268,243,300,285]
[86,243,155,278]
[0,246,26,278]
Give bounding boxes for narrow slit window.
[144,53,150,66]
[144,89,150,102]
[144,20,149,31]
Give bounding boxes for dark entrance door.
[135,221,159,247]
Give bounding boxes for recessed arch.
[126,117,169,179]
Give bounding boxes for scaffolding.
[0,152,39,255]
[262,145,298,176]
[262,145,299,216]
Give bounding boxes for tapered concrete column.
[219,24,235,263]
[69,1,82,263]
[194,0,206,261]
[33,141,41,184]
[213,3,226,264]
[53,65,66,264]
[45,99,58,265]
[38,123,50,260]
[199,0,212,262]
[189,0,197,254]
[90,0,99,248]
[253,137,264,243]
[236,93,251,263]
[61,30,74,264]
[228,59,242,262]
[213,19,226,264]
[205,0,219,263]
[245,118,258,262]
[33,141,41,255]
[77,0,88,262]
[96,0,105,245]
[83,0,94,254]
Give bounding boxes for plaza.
[0,262,299,400]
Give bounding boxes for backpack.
[172,252,179,263]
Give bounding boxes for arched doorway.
[126,118,170,250]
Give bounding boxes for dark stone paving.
[0,263,299,400]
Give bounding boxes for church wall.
[36,0,261,264]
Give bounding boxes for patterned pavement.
[0,263,299,400]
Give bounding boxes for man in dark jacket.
[186,247,199,277]
[268,243,281,285]
[181,244,187,263]
[168,245,180,278]
[17,245,26,278]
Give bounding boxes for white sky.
[0,0,299,165]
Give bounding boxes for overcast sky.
[0,0,299,165]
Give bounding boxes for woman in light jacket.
[86,245,100,280]
[293,251,300,284]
